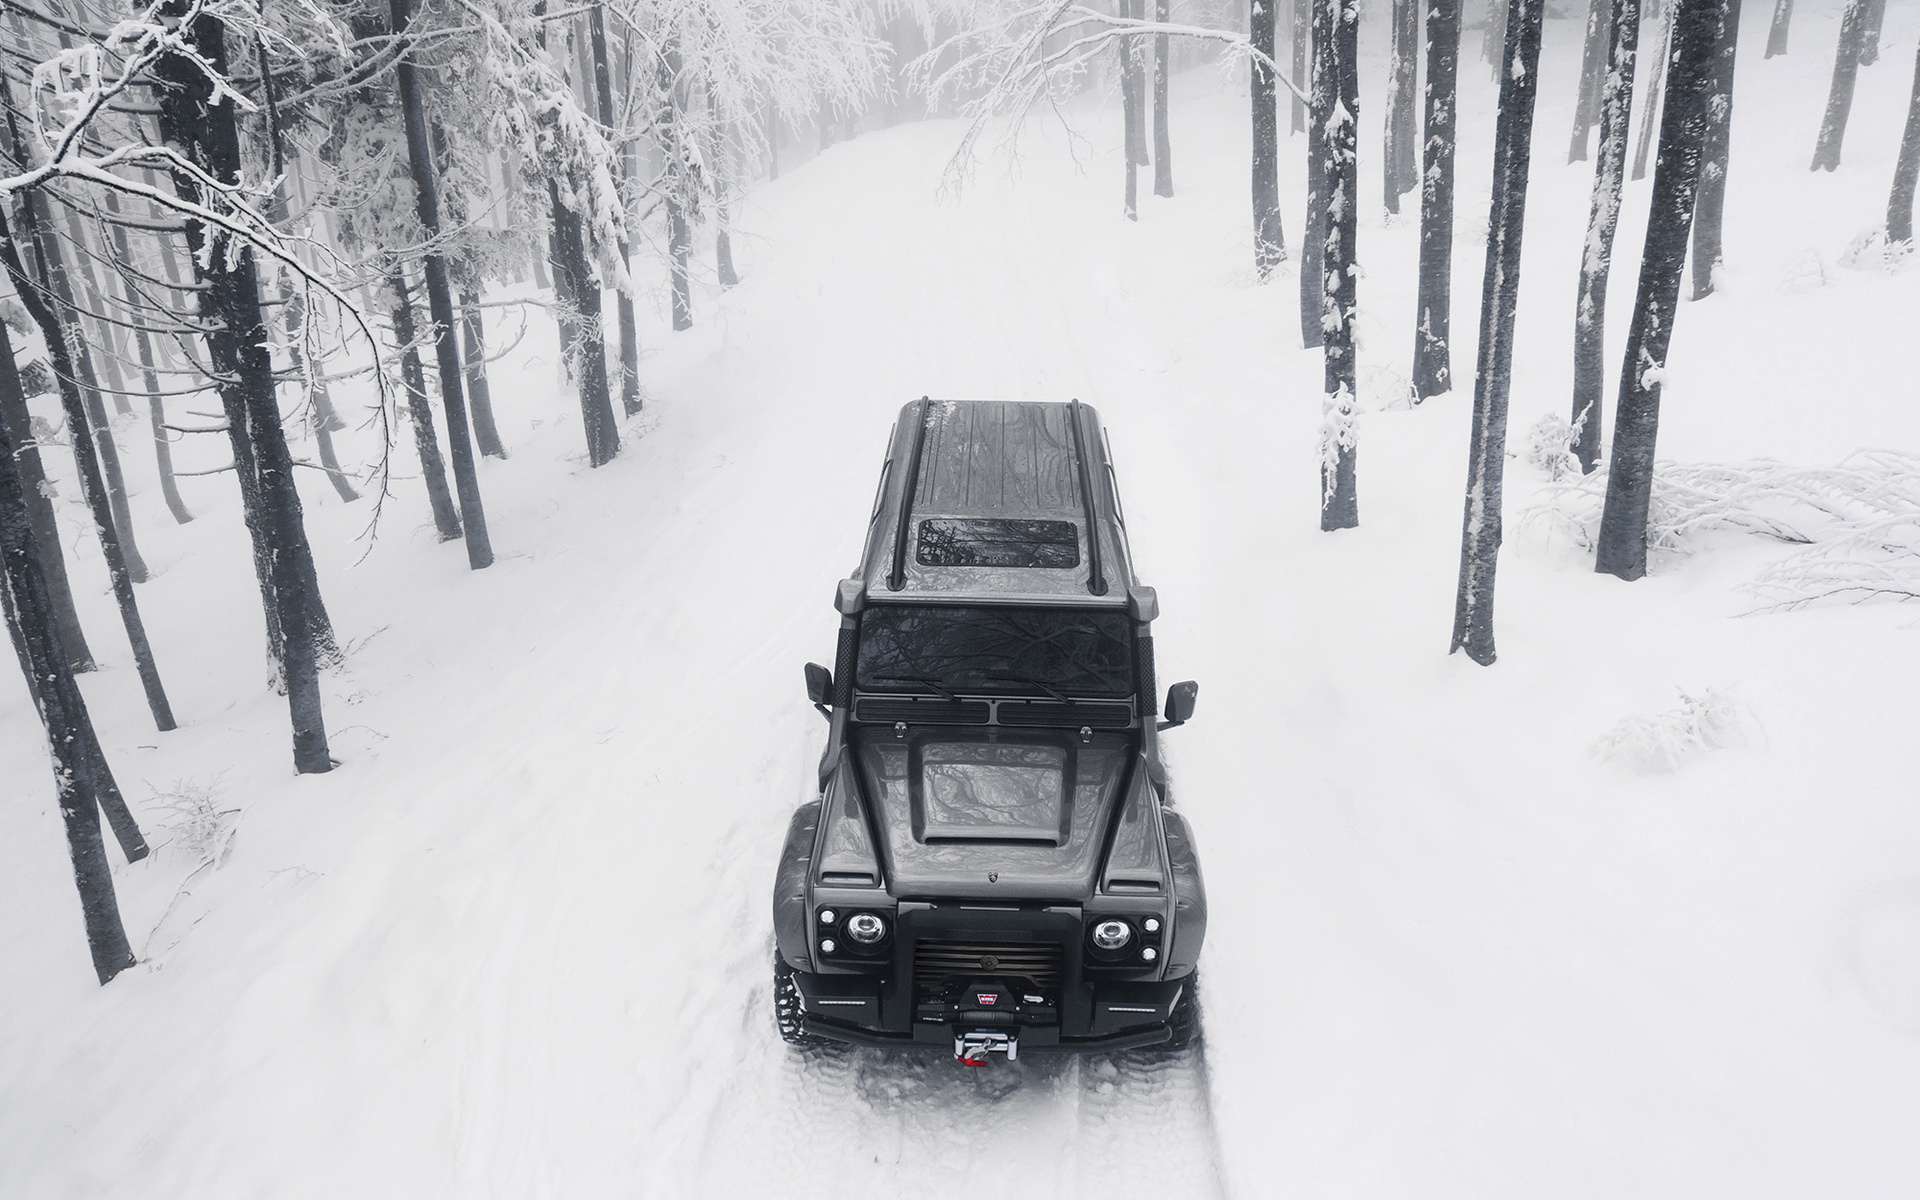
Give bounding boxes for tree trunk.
[660,41,693,331]
[1484,0,1509,73]
[1889,42,1920,245]
[5,180,153,588]
[0,318,93,670]
[1121,0,1141,220]
[710,85,741,289]
[391,0,492,571]
[1300,0,1330,348]
[1632,0,1674,178]
[98,190,195,524]
[1124,0,1150,167]
[1811,0,1867,170]
[391,272,463,538]
[1252,0,1284,271]
[1571,0,1643,472]
[1449,0,1546,665]
[589,0,643,416]
[1690,0,1740,298]
[1764,0,1791,56]
[1413,0,1461,400]
[58,204,132,420]
[1385,0,1419,212]
[1320,0,1359,530]
[1859,0,1884,65]
[1595,0,1724,580]
[1154,0,1174,197]
[0,413,139,984]
[460,291,509,458]
[0,206,175,730]
[546,183,620,465]
[1292,0,1309,132]
[1570,0,1611,161]
[153,4,333,769]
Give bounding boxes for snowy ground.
[6,3,1920,1196]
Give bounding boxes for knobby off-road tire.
[774,954,830,1047]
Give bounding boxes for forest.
[3,0,1918,1193]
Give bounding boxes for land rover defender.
[772,398,1206,1063]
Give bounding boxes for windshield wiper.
[983,672,1071,702]
[872,674,963,702]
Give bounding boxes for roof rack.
[887,396,934,591]
[1067,398,1108,597]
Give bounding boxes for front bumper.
[791,960,1189,1054]
[799,1013,1175,1054]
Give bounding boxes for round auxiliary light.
[1141,946,1158,962]
[819,909,837,925]
[1143,917,1161,934]
[845,912,888,945]
[1091,919,1133,952]
[820,938,837,954]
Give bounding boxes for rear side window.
[916,518,1080,568]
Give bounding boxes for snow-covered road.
[8,8,1920,1197]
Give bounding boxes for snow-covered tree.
[1450,0,1545,665]
[1690,0,1739,299]
[1570,0,1640,472]
[1596,0,1725,579]
[1411,0,1459,400]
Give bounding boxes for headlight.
[1091,919,1133,951]
[845,912,888,945]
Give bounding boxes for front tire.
[774,953,829,1047]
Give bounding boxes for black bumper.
[800,1014,1174,1053]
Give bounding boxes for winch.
[954,1029,1018,1064]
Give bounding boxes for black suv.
[772,399,1206,1063]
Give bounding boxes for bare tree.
[390,0,492,570]
[1891,42,1920,246]
[1690,0,1740,299]
[589,0,642,416]
[1858,0,1884,66]
[1384,0,1418,212]
[1764,0,1791,56]
[1253,0,1284,271]
[390,270,463,540]
[1319,0,1358,530]
[1291,0,1308,133]
[1153,0,1173,197]
[0,310,93,669]
[1811,0,1868,171]
[1569,0,1611,161]
[1,404,141,985]
[1571,0,1642,472]
[1632,0,1673,178]
[1412,0,1460,400]
[0,203,175,732]
[1450,0,1546,665]
[1300,0,1329,348]
[1596,0,1725,579]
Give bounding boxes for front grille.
[914,940,1065,993]
[855,698,991,725]
[995,701,1133,728]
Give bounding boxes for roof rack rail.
[887,396,934,590]
[1067,398,1108,596]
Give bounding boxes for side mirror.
[1157,680,1198,731]
[804,663,834,721]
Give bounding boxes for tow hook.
[954,1030,1018,1064]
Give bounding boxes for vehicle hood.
[847,731,1136,901]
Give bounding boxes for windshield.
[855,605,1134,697]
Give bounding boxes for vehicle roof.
[848,399,1143,610]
